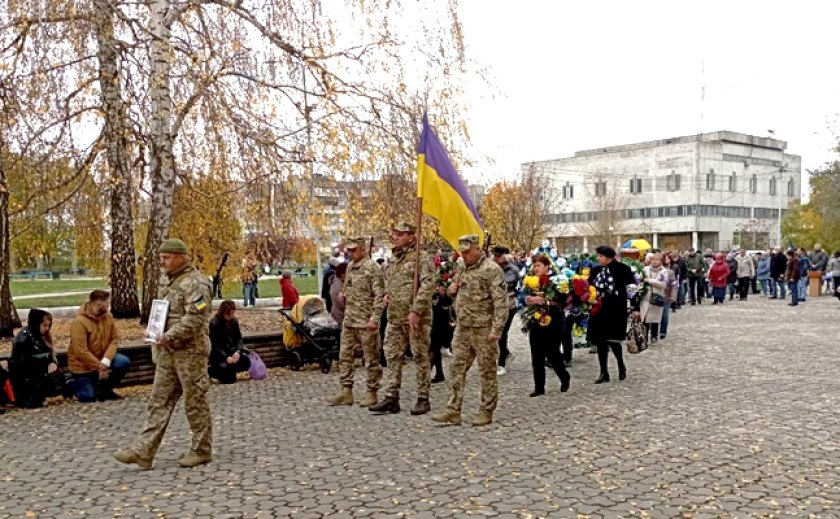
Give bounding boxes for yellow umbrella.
[622,238,653,252]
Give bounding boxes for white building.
[526,131,802,253]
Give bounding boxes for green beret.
[159,238,189,255]
[458,234,479,252]
[392,221,416,233]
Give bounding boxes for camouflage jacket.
[343,257,385,328]
[160,263,213,354]
[385,244,434,322]
[453,254,508,334]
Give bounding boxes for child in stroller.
[280,296,341,373]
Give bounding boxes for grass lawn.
[13,275,320,309]
[11,278,108,297]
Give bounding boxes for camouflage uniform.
[339,252,385,391]
[445,236,508,415]
[133,262,214,460]
[382,239,435,400]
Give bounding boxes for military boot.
[327,387,354,406]
[178,452,213,468]
[368,396,400,414]
[358,390,378,408]
[113,449,153,470]
[431,409,462,426]
[471,410,493,427]
[410,397,431,416]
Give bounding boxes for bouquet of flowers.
[435,252,459,289]
[622,258,648,303]
[520,272,560,330]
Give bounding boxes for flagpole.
[412,196,423,297]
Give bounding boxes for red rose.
[442,273,449,281]
[539,274,550,287]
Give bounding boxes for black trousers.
[529,324,569,392]
[498,308,516,367]
[688,277,704,303]
[595,341,625,376]
[737,277,751,300]
[208,355,251,384]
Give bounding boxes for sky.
[457,0,840,192]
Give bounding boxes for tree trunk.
[95,0,140,318]
[0,138,21,337]
[140,0,176,323]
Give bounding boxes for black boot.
[560,371,571,392]
[369,396,400,414]
[594,372,610,384]
[410,398,430,416]
[610,343,626,381]
[595,343,610,383]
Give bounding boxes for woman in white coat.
[641,253,669,344]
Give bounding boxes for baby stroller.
[279,296,341,373]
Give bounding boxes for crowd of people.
[4,232,837,469]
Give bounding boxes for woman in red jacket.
[708,253,730,305]
[280,271,300,309]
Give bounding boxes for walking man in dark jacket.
[769,246,788,299]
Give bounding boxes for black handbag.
[649,293,666,307]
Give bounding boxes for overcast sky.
[457,0,840,191]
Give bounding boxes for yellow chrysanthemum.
[524,275,540,290]
[582,267,591,277]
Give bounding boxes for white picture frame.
[145,299,170,343]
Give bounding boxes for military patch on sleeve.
[193,296,208,311]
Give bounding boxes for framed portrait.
[145,299,170,343]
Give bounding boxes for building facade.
[527,131,802,253]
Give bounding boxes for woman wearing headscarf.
[708,253,731,304]
[587,246,639,384]
[10,309,69,408]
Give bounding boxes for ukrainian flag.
[416,114,484,249]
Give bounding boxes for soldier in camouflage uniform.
[114,239,214,469]
[327,236,385,408]
[432,235,507,427]
[369,222,435,415]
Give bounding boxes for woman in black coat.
[522,254,570,396]
[10,309,69,408]
[587,246,639,384]
[208,300,251,384]
[430,285,455,383]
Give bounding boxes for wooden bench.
[0,331,287,388]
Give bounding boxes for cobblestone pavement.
[2,295,839,518]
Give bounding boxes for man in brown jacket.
[68,290,131,402]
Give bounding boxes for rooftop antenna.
[699,59,705,136]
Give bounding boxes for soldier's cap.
[458,234,480,252]
[492,245,510,256]
[159,238,189,255]
[392,221,416,234]
[345,236,368,250]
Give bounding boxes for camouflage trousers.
[339,326,383,391]
[133,348,212,459]
[382,318,431,399]
[446,326,499,414]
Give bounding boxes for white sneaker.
[441,348,453,358]
[496,366,506,376]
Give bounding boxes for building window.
[629,177,642,194]
[787,178,795,197]
[706,169,715,191]
[749,174,757,194]
[769,177,777,196]
[666,171,681,192]
[729,173,737,192]
[562,182,574,200]
[594,181,607,197]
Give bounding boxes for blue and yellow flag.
[416,114,484,249]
